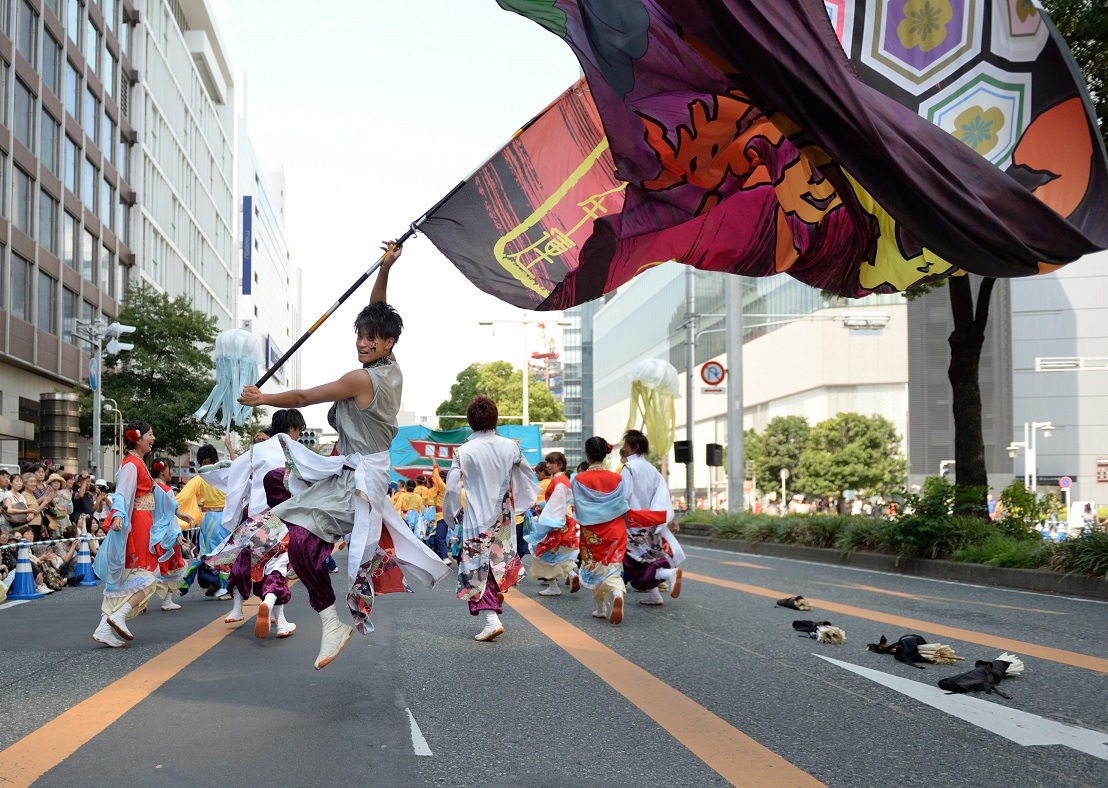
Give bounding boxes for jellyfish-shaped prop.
[194,329,263,428]
[625,359,679,458]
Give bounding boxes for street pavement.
[2,544,1106,787]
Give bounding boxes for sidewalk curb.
[678,534,1108,601]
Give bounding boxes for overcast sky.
[210,0,582,428]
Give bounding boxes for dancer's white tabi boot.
[538,581,562,596]
[274,604,296,638]
[255,592,276,639]
[160,590,182,611]
[93,615,126,648]
[315,605,355,670]
[224,588,245,623]
[474,610,504,642]
[608,591,624,625]
[107,603,135,640]
[639,586,665,606]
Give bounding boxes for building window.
[44,0,58,18]
[0,60,8,125]
[39,189,58,254]
[42,32,60,96]
[41,108,59,174]
[67,0,80,47]
[0,0,10,37]
[37,269,57,334]
[102,0,115,33]
[63,210,78,269]
[11,254,31,321]
[103,47,115,99]
[99,177,111,228]
[84,87,98,144]
[101,110,113,163]
[64,135,78,193]
[117,196,127,243]
[12,166,33,236]
[84,17,98,75]
[118,138,130,181]
[100,244,112,295]
[82,157,96,212]
[82,298,96,326]
[63,287,77,343]
[14,78,34,151]
[17,0,38,65]
[65,60,80,119]
[81,228,96,283]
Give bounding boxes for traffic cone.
[7,540,45,600]
[75,534,98,587]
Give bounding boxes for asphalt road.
[2,545,1106,787]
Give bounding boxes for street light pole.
[521,329,530,427]
[684,266,695,509]
[725,275,744,512]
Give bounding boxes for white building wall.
[1011,252,1108,504]
[592,265,910,503]
[233,79,301,391]
[129,0,235,325]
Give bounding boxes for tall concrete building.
[0,0,139,470]
[1,0,298,472]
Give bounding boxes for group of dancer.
[91,239,683,664]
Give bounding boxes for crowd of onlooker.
[0,462,115,597]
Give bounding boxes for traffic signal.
[706,443,723,467]
[299,429,318,447]
[105,322,136,354]
[674,440,691,464]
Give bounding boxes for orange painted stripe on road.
[810,580,1068,616]
[0,610,256,788]
[721,560,774,570]
[507,593,823,788]
[686,572,1108,674]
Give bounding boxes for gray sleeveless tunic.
[271,359,402,542]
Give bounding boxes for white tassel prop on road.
[815,625,846,645]
[916,643,964,665]
[997,652,1025,676]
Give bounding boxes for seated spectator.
[55,525,81,581]
[13,526,51,594]
[0,527,17,589]
[29,526,67,592]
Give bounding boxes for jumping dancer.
[619,430,683,606]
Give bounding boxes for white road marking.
[686,545,1108,605]
[406,707,433,757]
[816,654,1108,762]
[0,599,32,611]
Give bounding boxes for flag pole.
[255,78,590,387]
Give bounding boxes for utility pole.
[725,275,744,512]
[77,319,135,475]
[685,266,695,509]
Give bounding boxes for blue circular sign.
[89,358,99,392]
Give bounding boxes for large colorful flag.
[420,0,1107,310]
[389,424,543,482]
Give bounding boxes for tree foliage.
[797,412,907,498]
[435,361,564,430]
[744,415,810,494]
[79,283,244,456]
[1043,0,1108,143]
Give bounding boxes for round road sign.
[701,361,725,386]
[1058,476,1072,489]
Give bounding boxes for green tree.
[1044,0,1108,143]
[796,413,908,499]
[436,361,563,429]
[744,415,810,495]
[79,283,242,456]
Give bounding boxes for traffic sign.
[702,387,725,394]
[1058,476,1072,489]
[89,358,99,392]
[701,360,725,386]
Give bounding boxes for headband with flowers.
[125,428,141,443]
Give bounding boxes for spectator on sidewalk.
[2,473,37,533]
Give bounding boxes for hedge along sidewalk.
[678,533,1108,601]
